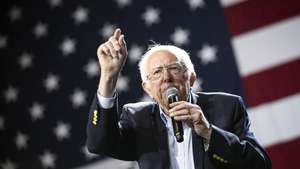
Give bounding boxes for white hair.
[138,44,195,82]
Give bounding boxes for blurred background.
[0,0,299,169]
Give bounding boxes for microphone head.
[166,87,179,99]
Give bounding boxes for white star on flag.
[128,44,143,64]
[18,52,33,69]
[83,60,99,78]
[8,6,22,22]
[33,22,48,39]
[0,159,17,169]
[187,0,205,11]
[197,43,218,64]
[70,89,87,108]
[192,78,203,92]
[171,27,190,46]
[29,102,45,121]
[3,86,18,103]
[72,6,89,24]
[48,0,62,8]
[53,121,71,141]
[0,35,7,48]
[115,0,132,8]
[142,6,160,26]
[44,73,60,92]
[99,23,116,39]
[116,75,129,92]
[40,151,56,169]
[60,37,76,56]
[15,132,29,150]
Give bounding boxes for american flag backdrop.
[1,0,300,169]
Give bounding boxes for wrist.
[98,75,118,97]
[203,123,212,141]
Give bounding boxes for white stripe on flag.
[219,0,247,7]
[248,92,300,147]
[232,15,300,76]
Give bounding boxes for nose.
[161,68,172,82]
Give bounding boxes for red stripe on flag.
[224,0,300,36]
[267,138,300,169]
[243,58,300,107]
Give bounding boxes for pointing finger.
[119,34,127,55]
[113,28,121,41]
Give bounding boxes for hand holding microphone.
[167,87,212,142]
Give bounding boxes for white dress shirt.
[159,108,195,169]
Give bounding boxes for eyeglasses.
[146,62,186,81]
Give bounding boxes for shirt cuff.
[97,92,116,109]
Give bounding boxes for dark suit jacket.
[86,92,272,169]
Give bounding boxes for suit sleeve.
[86,94,137,161]
[208,96,272,169]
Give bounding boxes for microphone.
[166,87,184,143]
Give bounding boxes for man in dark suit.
[86,28,272,169]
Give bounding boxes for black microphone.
[166,87,184,143]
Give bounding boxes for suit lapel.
[192,131,204,169]
[191,92,211,169]
[152,104,170,169]
[194,92,211,123]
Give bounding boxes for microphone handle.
[171,117,183,142]
[168,94,184,143]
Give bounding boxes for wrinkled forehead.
[146,50,179,69]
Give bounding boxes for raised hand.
[97,28,127,77]
[97,28,128,97]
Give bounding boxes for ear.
[142,81,152,97]
[189,72,197,87]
